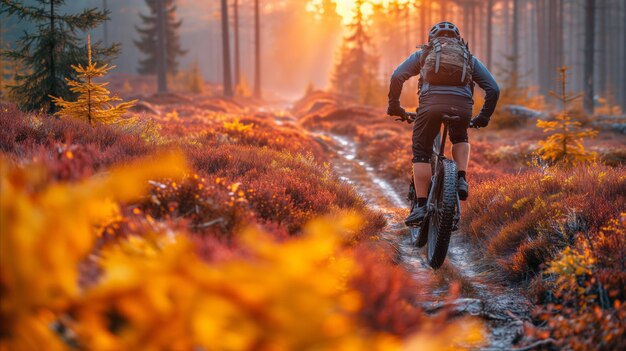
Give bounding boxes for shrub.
[529,215,626,351]
[461,163,626,280]
[0,104,153,180]
[188,143,382,235]
[536,67,598,165]
[1,154,483,350]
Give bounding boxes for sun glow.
[310,0,406,25]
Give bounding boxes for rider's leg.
[452,142,470,172]
[413,162,431,198]
[450,119,472,200]
[411,105,440,200]
[407,105,441,225]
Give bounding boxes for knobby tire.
[426,159,457,268]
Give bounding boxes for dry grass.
[3,96,463,346]
[461,164,625,280]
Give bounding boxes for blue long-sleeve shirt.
[388,51,500,119]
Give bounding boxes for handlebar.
[400,112,480,129]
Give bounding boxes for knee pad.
[449,131,469,144]
[412,155,431,163]
[450,136,469,144]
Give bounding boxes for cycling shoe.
[405,205,427,226]
[457,177,469,201]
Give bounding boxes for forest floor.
[269,106,533,350]
[3,85,624,350]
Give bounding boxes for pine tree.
[50,35,136,127]
[583,0,596,114]
[220,0,233,97]
[0,0,119,113]
[0,27,17,101]
[331,0,383,105]
[537,67,598,165]
[233,0,241,88]
[253,0,261,98]
[0,55,16,102]
[134,0,186,76]
[187,59,203,93]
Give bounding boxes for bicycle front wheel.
[426,159,458,269]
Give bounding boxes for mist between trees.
[1,0,625,111]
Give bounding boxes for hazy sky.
[2,0,351,97]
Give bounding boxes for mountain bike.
[406,112,465,269]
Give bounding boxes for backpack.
[419,37,473,87]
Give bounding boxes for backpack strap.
[461,40,470,83]
[433,38,442,73]
[419,44,430,67]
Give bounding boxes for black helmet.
[428,21,461,41]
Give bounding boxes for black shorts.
[412,94,473,163]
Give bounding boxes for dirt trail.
[320,132,532,350]
[268,105,531,350]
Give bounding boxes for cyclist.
[386,21,500,227]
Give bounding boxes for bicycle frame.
[404,112,470,267]
[426,119,462,224]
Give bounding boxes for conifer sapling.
[50,35,136,127]
[0,0,119,112]
[536,66,598,165]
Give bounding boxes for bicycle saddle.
[442,114,461,122]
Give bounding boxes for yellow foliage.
[121,80,133,93]
[236,75,252,97]
[0,54,15,101]
[165,109,180,121]
[547,243,597,302]
[549,245,595,278]
[1,151,484,350]
[595,96,622,116]
[224,118,254,134]
[536,67,598,165]
[0,152,187,350]
[187,59,204,94]
[0,36,21,102]
[50,35,137,126]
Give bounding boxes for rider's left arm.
[471,58,501,119]
[388,51,421,108]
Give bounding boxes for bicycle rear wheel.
[426,158,458,269]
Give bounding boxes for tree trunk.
[253,0,261,98]
[103,0,109,47]
[220,0,233,97]
[425,0,432,38]
[605,0,616,104]
[486,0,493,70]
[463,2,469,43]
[156,0,168,93]
[622,0,626,110]
[533,0,541,92]
[583,0,595,114]
[440,0,447,20]
[233,0,240,88]
[597,0,607,99]
[512,0,519,89]
[504,0,511,54]
[421,0,427,43]
[49,0,56,113]
[468,3,478,52]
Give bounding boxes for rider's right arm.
[471,58,500,119]
[388,51,422,107]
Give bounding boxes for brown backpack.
[420,37,473,86]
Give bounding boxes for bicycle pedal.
[452,217,460,232]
